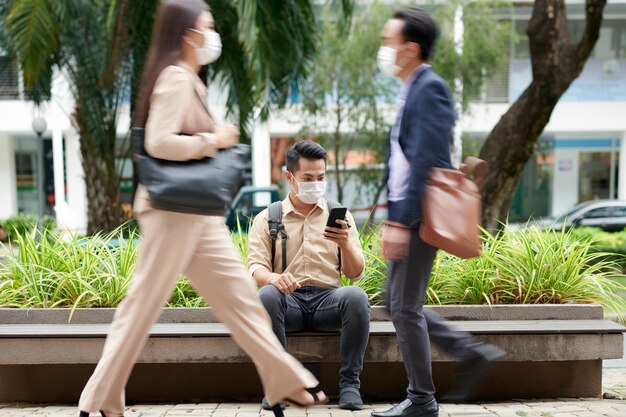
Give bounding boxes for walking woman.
[77,1,326,416]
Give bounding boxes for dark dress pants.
[258,284,370,389]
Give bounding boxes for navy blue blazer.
[385,67,455,229]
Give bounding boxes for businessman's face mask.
[377,44,410,77]
[379,18,421,78]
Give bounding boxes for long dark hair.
[135,0,209,128]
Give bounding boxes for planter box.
[0,304,622,402]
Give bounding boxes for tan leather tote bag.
[419,158,486,259]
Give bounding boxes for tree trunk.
[74,98,124,235]
[479,0,606,229]
[80,139,124,235]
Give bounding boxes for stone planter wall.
[0,304,622,403]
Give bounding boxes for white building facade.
[462,0,626,220]
[2,0,626,230]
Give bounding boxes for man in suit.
[372,8,504,417]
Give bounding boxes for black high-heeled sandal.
[271,404,285,417]
[270,387,328,416]
[79,411,114,417]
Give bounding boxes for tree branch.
[577,0,607,59]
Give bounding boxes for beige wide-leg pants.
[79,209,317,416]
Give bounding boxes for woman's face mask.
[187,29,222,65]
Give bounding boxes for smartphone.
[326,206,348,229]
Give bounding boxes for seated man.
[248,140,369,411]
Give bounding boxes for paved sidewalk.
[2,399,626,417]
[2,352,626,417]
[3,368,626,417]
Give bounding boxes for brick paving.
[2,400,626,417]
[3,369,626,417]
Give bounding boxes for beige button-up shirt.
[248,197,365,288]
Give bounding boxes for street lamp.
[31,116,47,237]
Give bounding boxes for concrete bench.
[0,305,622,402]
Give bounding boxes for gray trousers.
[259,285,370,389]
[385,229,482,405]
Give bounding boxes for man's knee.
[257,285,284,312]
[338,286,370,314]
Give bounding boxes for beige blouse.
[133,64,218,216]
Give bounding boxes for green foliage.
[298,1,397,208]
[342,224,387,303]
[0,227,137,309]
[0,226,195,309]
[1,215,56,242]
[2,0,145,233]
[230,215,251,265]
[1,0,354,232]
[297,1,511,214]
[568,227,626,258]
[428,226,626,315]
[1,223,623,314]
[431,0,513,112]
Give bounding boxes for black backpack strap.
[268,201,287,273]
[325,199,343,269]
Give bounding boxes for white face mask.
[292,177,326,204]
[377,45,405,77]
[187,29,222,65]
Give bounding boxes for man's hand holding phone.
[324,219,350,249]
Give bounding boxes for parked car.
[225,185,281,231]
[509,199,626,232]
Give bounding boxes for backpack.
[268,199,341,273]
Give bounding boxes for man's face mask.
[377,43,410,77]
[291,175,326,204]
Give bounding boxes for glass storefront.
[509,140,554,221]
[13,136,60,216]
[579,152,611,201]
[464,134,554,222]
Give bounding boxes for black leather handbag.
[131,127,250,215]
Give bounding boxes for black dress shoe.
[371,398,438,417]
[441,343,505,402]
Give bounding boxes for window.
[484,64,510,103]
[582,207,615,219]
[0,54,19,99]
[611,207,626,217]
[579,152,612,202]
[514,19,626,59]
[572,19,626,59]
[513,20,530,59]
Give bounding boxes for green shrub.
[0,227,136,309]
[428,226,626,315]
[1,222,624,315]
[1,215,56,242]
[342,224,387,303]
[0,226,196,310]
[564,227,626,274]
[567,227,626,259]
